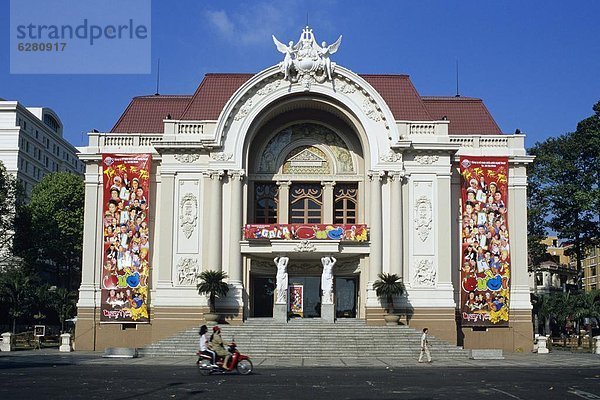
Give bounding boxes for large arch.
[214,65,400,171]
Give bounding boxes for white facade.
[0,100,84,196]
[76,29,535,352]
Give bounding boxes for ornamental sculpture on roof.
[273,26,342,85]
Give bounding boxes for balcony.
[243,224,368,241]
[241,224,370,255]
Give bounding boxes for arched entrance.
[242,97,368,320]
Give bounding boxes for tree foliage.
[196,270,229,313]
[373,272,405,312]
[26,172,84,289]
[0,161,20,264]
[48,287,78,332]
[527,101,600,285]
[0,261,37,333]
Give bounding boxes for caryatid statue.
[321,256,336,305]
[274,256,289,304]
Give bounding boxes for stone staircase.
[140,319,469,360]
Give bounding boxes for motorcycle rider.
[209,326,232,370]
[197,324,216,366]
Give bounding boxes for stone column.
[207,170,223,271]
[367,171,384,308]
[228,170,244,283]
[322,181,336,224]
[389,171,404,277]
[79,165,101,304]
[276,180,291,224]
[157,172,175,286]
[74,162,103,351]
[227,170,245,317]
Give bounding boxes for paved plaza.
[0,350,599,400]
[1,348,598,368]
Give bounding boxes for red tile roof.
[422,96,502,135]
[360,74,432,121]
[110,74,503,135]
[111,95,191,133]
[180,73,254,120]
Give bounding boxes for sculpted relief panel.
[412,180,434,256]
[412,258,437,288]
[176,257,199,286]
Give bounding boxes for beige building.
[0,100,84,196]
[76,28,533,352]
[529,237,578,295]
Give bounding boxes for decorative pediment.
[288,148,327,166]
[283,145,330,174]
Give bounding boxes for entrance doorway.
[288,276,321,318]
[251,276,274,317]
[336,277,357,318]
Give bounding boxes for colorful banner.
[289,285,304,317]
[243,224,368,241]
[100,154,151,323]
[459,157,510,327]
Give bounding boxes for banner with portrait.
[100,154,151,323]
[288,285,304,317]
[459,157,510,327]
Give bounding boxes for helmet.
[212,325,220,332]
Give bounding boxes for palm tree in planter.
[196,270,229,325]
[373,272,405,325]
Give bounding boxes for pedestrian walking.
[418,327,432,363]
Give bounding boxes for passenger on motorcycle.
[197,324,216,366]
[209,326,232,370]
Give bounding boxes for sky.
[1,0,599,148]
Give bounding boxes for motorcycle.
[197,342,253,375]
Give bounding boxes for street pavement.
[1,348,599,368]
[0,350,599,399]
[0,350,599,400]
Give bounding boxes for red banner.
[243,224,368,241]
[459,157,510,327]
[100,154,151,323]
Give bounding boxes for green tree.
[528,101,600,288]
[48,287,78,333]
[0,161,20,264]
[27,173,84,290]
[373,273,405,313]
[0,262,36,333]
[571,290,600,347]
[196,270,229,313]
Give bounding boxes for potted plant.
[196,270,229,325]
[373,273,405,325]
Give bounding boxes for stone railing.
[177,123,204,135]
[408,123,437,135]
[243,224,369,242]
[92,133,163,148]
[449,135,522,149]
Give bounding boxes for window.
[26,141,30,153]
[253,183,278,223]
[334,183,358,224]
[591,265,597,277]
[43,114,59,132]
[290,183,322,224]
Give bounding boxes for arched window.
[254,183,278,223]
[43,114,59,133]
[334,183,358,224]
[290,183,322,224]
